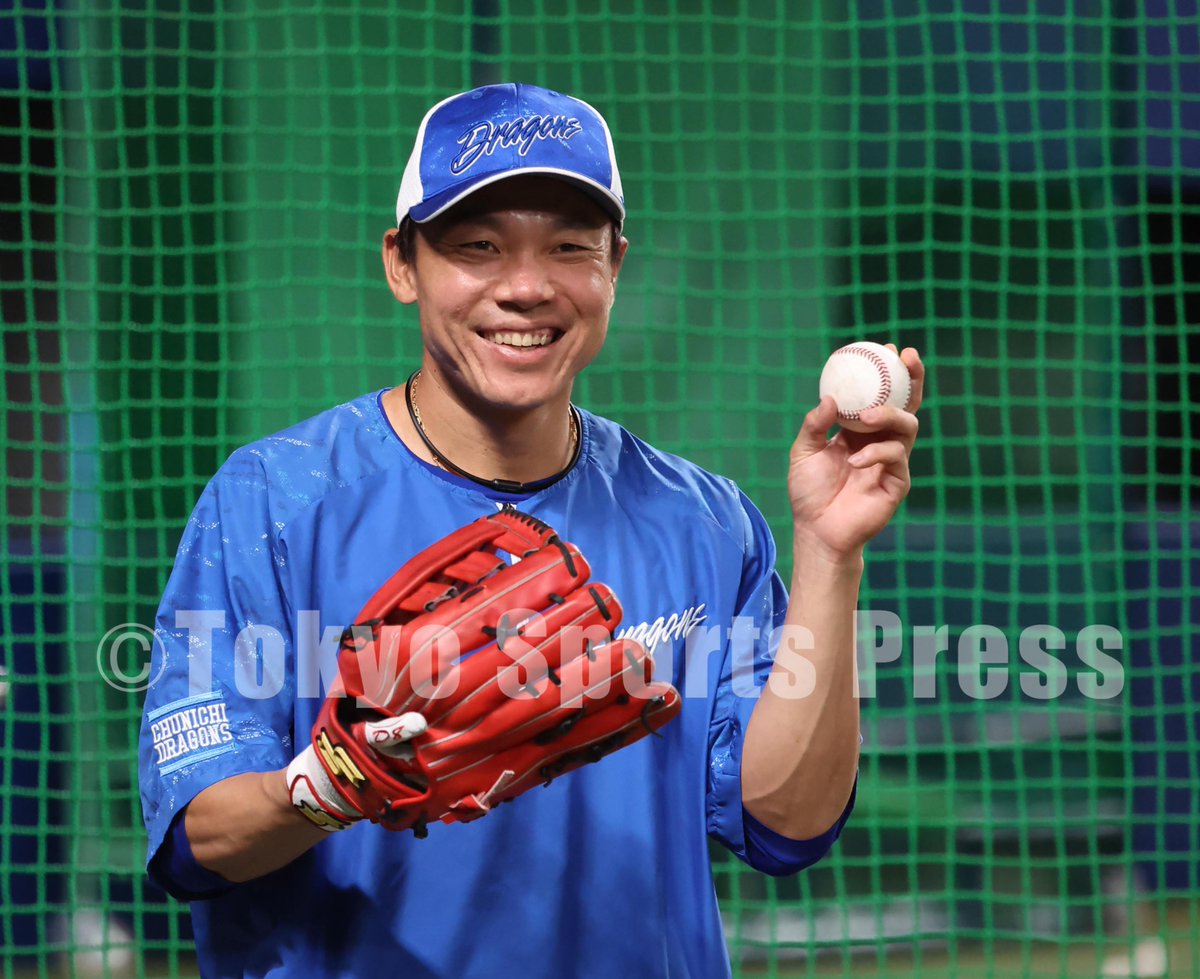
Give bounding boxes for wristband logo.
[316,729,367,789]
[293,793,350,833]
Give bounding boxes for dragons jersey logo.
[616,603,708,653]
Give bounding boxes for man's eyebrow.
[552,216,609,232]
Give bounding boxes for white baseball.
[818,341,912,432]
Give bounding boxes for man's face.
[385,175,626,415]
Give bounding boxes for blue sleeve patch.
[147,692,237,774]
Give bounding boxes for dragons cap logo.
[451,114,583,175]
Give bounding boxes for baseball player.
[138,83,924,978]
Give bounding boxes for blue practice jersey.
[138,391,845,978]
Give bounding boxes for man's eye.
[458,240,494,251]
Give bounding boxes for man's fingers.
[883,343,925,414]
[901,346,925,413]
[847,439,909,472]
[794,396,839,456]
[854,405,919,450]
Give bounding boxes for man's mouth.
[481,329,560,348]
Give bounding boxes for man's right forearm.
[186,769,333,883]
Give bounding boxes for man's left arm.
[742,345,924,840]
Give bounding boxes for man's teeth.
[486,330,554,348]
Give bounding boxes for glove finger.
[353,510,566,624]
[361,541,591,714]
[484,508,572,560]
[431,680,682,822]
[504,679,681,792]
[422,637,654,766]
[415,582,623,724]
[354,518,509,625]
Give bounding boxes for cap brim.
[407,168,625,227]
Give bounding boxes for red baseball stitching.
[835,344,908,419]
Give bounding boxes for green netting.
[2,1,1198,976]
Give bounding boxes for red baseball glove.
[286,508,681,836]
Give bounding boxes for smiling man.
[380,174,622,488]
[138,83,924,978]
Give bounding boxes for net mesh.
[2,1,1198,976]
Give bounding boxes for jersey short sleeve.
[704,487,789,860]
[138,446,297,873]
[703,486,856,874]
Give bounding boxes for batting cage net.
[2,2,1198,976]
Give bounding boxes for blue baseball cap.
[395,83,625,228]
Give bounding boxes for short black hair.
[395,216,418,264]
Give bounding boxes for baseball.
[818,341,912,432]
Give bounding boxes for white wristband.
[286,743,361,833]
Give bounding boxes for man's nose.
[494,252,554,309]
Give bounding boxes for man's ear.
[611,235,629,282]
[608,235,629,306]
[382,229,418,304]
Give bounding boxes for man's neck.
[382,371,577,487]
